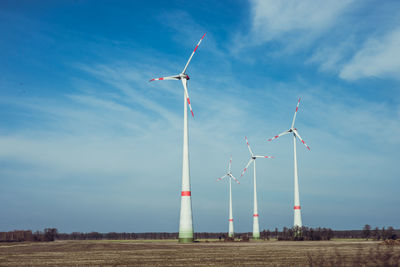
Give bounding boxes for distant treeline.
[0,228,58,242]
[1,225,398,242]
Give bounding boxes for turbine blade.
[291,97,301,128]
[149,75,180,82]
[240,159,254,177]
[293,129,311,150]
[182,33,206,74]
[229,174,240,184]
[267,130,290,141]
[255,155,275,159]
[245,136,254,156]
[181,78,194,118]
[228,155,232,173]
[217,175,228,182]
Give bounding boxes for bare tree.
[362,224,371,240]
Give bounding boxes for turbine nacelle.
[180,73,190,80]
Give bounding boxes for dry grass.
[0,240,399,266]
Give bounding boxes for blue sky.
[1,0,399,233]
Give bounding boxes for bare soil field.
[0,239,399,266]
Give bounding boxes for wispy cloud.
[236,0,400,82]
[249,0,353,43]
[340,27,400,80]
[306,36,356,73]
[232,0,354,54]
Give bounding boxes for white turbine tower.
[217,155,240,238]
[267,98,310,228]
[149,33,206,243]
[240,137,274,239]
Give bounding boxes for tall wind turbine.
[267,98,310,228]
[217,155,240,238]
[149,33,206,243]
[240,137,274,239]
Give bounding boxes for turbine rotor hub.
[180,73,190,80]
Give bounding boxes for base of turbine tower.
[178,237,194,243]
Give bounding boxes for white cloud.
[307,37,356,73]
[340,27,400,80]
[247,0,353,45]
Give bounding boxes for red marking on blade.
[159,78,164,80]
[201,33,206,39]
[229,219,233,222]
[268,139,272,141]
[294,206,301,210]
[275,135,279,138]
[193,45,199,52]
[296,107,298,112]
[302,140,305,144]
[187,98,191,104]
[150,79,155,82]
[253,214,259,217]
[190,110,194,117]
[307,146,310,150]
[181,191,191,196]
[244,168,246,171]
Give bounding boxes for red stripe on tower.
[229,219,233,222]
[181,191,191,196]
[253,214,259,217]
[294,206,301,210]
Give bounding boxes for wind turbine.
[240,137,274,239]
[217,155,240,238]
[267,98,310,228]
[149,33,206,243]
